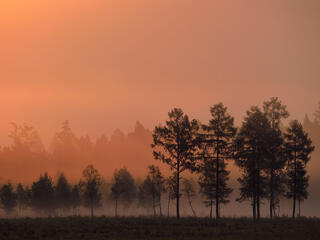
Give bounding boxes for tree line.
[152,97,315,220]
[0,97,316,220]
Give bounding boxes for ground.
[0,216,319,240]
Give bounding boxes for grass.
[0,216,319,240]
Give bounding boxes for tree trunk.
[176,159,180,219]
[252,194,256,221]
[216,147,220,219]
[153,193,156,217]
[270,168,274,219]
[159,194,162,216]
[90,200,94,218]
[293,149,297,219]
[210,200,213,219]
[298,199,301,217]
[187,195,196,217]
[167,195,170,217]
[115,198,118,217]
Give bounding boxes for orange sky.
[1,0,320,145]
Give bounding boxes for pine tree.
[284,120,314,218]
[55,173,72,215]
[263,97,289,218]
[111,167,136,216]
[82,165,102,217]
[234,107,272,220]
[31,173,56,215]
[0,183,17,215]
[182,178,197,217]
[152,108,199,219]
[198,103,236,219]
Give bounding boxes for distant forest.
[0,97,319,219]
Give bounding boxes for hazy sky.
[1,0,319,145]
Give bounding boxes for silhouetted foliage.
[81,165,102,217]
[70,184,81,216]
[138,165,165,216]
[284,120,314,218]
[31,173,56,215]
[111,167,136,216]
[263,97,289,218]
[182,178,197,217]
[152,108,199,219]
[198,103,236,218]
[0,183,17,215]
[55,173,72,215]
[16,183,31,216]
[235,107,274,220]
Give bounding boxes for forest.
[0,97,319,221]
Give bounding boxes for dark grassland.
[0,217,319,240]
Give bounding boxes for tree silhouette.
[152,108,199,219]
[182,178,197,217]
[235,107,273,220]
[82,165,102,217]
[138,165,165,216]
[263,97,289,219]
[165,174,179,217]
[70,184,81,216]
[111,167,136,216]
[198,103,236,219]
[31,173,56,215]
[16,183,31,216]
[55,173,72,216]
[0,183,17,215]
[284,120,314,218]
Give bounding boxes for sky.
[0,0,320,145]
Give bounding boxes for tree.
[82,165,102,217]
[314,101,320,124]
[16,183,31,216]
[165,174,179,217]
[152,108,199,219]
[198,103,236,219]
[234,107,273,220]
[31,173,56,215]
[198,152,232,218]
[55,173,72,215]
[263,97,289,218]
[284,120,314,218]
[182,178,197,217]
[0,183,17,215]
[70,184,81,216]
[111,167,136,216]
[138,165,165,216]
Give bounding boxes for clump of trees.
[0,97,317,220]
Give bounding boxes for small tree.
[199,103,236,219]
[0,183,17,215]
[82,165,102,217]
[234,107,271,220]
[152,108,199,219]
[182,178,197,217]
[111,167,136,216]
[165,174,179,217]
[16,184,31,216]
[263,97,289,219]
[70,184,81,216]
[55,173,72,215]
[138,165,165,216]
[284,120,314,218]
[31,173,56,215]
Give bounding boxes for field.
[0,217,319,240]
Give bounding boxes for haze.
[1,0,319,145]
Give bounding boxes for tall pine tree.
[284,120,314,218]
